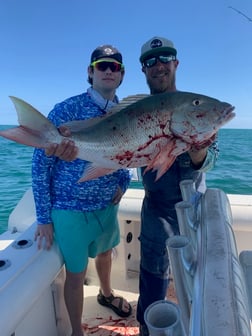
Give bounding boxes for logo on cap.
[150,39,162,49]
[104,47,114,55]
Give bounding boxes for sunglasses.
[91,60,124,72]
[143,55,176,68]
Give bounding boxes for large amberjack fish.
[0,92,235,181]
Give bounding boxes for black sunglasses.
[91,60,124,72]
[143,55,176,68]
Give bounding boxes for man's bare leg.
[65,269,86,336]
[95,250,112,296]
[95,249,131,313]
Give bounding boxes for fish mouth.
[221,105,236,123]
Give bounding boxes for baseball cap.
[90,45,123,64]
[140,36,177,63]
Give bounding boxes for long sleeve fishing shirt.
[32,88,131,224]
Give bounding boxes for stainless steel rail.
[175,180,251,335]
[145,180,251,336]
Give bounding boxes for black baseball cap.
[90,45,123,64]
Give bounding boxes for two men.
[42,37,218,336]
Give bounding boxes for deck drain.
[12,239,33,249]
[0,259,11,271]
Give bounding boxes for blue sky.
[0,0,252,128]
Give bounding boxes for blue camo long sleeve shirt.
[32,88,131,224]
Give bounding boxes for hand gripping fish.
[0,92,235,181]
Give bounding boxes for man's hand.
[45,126,78,161]
[45,139,78,161]
[188,147,207,167]
[188,134,216,168]
[34,223,54,250]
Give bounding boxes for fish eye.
[192,99,201,106]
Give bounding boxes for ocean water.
[0,127,251,233]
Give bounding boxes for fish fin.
[78,164,116,182]
[0,96,60,147]
[153,156,177,181]
[170,140,190,156]
[0,126,50,148]
[143,139,176,179]
[9,96,56,134]
[143,138,190,181]
[119,93,150,104]
[62,94,151,133]
[107,94,150,115]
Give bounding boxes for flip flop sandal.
[97,289,132,318]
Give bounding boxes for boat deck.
[82,284,139,335]
[81,273,177,335]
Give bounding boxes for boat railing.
[157,180,252,336]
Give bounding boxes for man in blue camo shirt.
[33,45,132,336]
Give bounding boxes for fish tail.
[0,126,50,148]
[0,96,60,148]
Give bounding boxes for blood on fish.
[0,93,235,182]
[115,151,134,162]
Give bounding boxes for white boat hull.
[0,187,251,335]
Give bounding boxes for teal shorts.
[51,204,120,273]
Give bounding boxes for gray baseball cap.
[140,36,177,63]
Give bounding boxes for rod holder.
[144,300,186,336]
